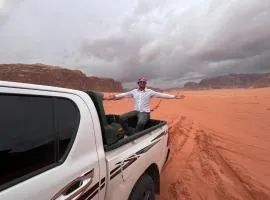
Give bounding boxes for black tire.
[128,174,155,200]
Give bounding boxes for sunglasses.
[138,81,146,84]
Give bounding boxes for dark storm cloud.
[0,0,269,88]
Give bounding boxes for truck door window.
[0,94,55,190]
[54,98,80,160]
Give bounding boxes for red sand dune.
[103,88,270,200]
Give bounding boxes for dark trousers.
[119,111,150,135]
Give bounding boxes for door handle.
[51,169,94,200]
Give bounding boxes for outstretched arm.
[103,90,133,100]
[151,90,185,99]
[151,91,176,99]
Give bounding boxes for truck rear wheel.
[128,174,155,200]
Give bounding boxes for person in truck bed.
[104,77,185,135]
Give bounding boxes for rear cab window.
[0,93,80,191]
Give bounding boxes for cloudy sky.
[0,0,270,89]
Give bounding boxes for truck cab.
[0,81,170,200]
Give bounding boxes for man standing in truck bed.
[104,77,185,135]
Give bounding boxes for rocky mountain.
[253,73,270,88]
[183,73,270,90]
[0,64,123,92]
[183,82,199,89]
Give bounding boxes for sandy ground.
[103,88,270,200]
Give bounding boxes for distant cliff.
[0,64,123,92]
[184,73,270,90]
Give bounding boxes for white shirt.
[115,88,176,113]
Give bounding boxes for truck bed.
[104,114,166,151]
[84,90,167,151]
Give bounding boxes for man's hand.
[175,94,185,99]
[103,95,116,100]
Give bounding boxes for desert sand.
[103,87,270,200]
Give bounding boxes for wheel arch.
[144,163,160,194]
[128,163,161,200]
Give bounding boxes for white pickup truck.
[0,81,170,200]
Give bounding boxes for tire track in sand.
[158,116,259,200]
[164,115,196,168]
[191,129,255,200]
[159,115,198,200]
